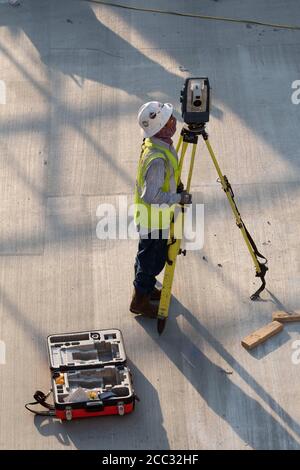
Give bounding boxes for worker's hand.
[177,181,184,193]
[180,190,192,205]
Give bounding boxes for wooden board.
[241,321,283,350]
[272,311,300,323]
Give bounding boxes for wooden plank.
[272,311,300,323]
[241,321,283,350]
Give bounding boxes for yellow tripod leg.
[186,143,197,192]
[204,138,261,274]
[176,134,183,154]
[204,135,268,300]
[157,142,197,334]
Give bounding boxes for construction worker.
[130,101,192,318]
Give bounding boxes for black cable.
[25,390,56,417]
[82,0,300,31]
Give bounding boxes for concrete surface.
[0,0,300,449]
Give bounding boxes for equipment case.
[26,329,137,421]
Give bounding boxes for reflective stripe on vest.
[134,139,179,230]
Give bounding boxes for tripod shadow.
[192,247,296,359]
[247,328,290,360]
[33,360,169,450]
[136,296,300,449]
[248,289,300,359]
[267,290,299,314]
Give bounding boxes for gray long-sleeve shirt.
[140,137,181,206]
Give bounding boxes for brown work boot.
[130,288,158,318]
[150,287,161,301]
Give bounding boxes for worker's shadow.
[136,296,300,449]
[34,360,170,450]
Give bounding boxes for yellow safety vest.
[134,139,179,230]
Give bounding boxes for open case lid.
[47,329,127,370]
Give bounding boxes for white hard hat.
[138,101,173,138]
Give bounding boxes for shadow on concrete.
[103,0,300,174]
[193,250,297,360]
[136,296,300,449]
[0,286,46,353]
[0,0,299,450]
[247,329,289,360]
[33,360,169,450]
[267,290,299,314]
[1,0,299,201]
[0,0,179,103]
[0,0,225,127]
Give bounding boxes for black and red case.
[47,329,136,421]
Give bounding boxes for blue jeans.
[134,231,168,295]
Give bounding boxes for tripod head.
[180,123,208,144]
[186,122,207,135]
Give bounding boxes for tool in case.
[26,329,138,421]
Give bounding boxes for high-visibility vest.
[134,138,179,230]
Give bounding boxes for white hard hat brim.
[141,102,173,138]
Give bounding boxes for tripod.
[157,124,268,334]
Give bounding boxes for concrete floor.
[0,0,300,450]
